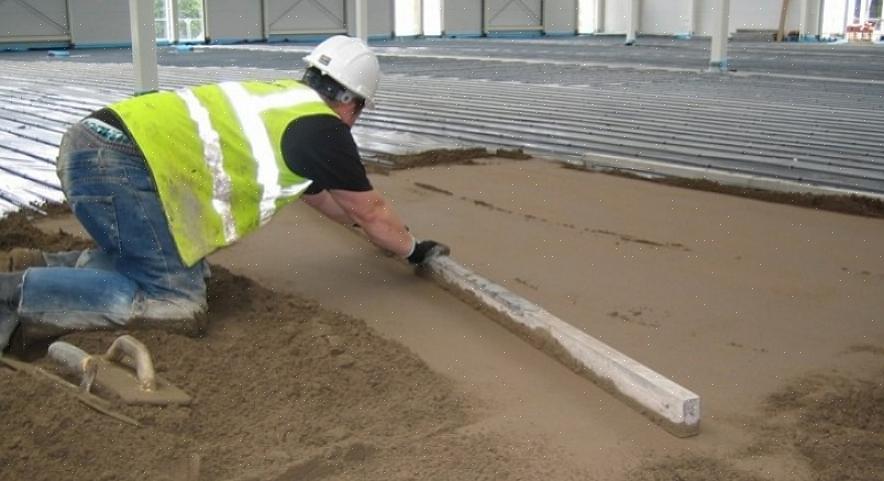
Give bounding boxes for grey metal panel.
[543,0,575,34]
[367,0,393,38]
[642,0,691,35]
[205,0,263,42]
[0,0,69,42]
[68,0,130,46]
[345,0,392,38]
[266,0,346,35]
[444,0,482,35]
[732,0,796,31]
[604,0,627,33]
[485,0,542,31]
[695,0,801,36]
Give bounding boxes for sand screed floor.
[1,156,882,480]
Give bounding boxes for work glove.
[407,240,450,265]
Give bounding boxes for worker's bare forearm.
[359,209,413,258]
[328,189,414,258]
[302,191,355,225]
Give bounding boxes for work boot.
[0,304,20,353]
[127,309,208,338]
[0,271,26,354]
[0,272,24,306]
[0,248,45,272]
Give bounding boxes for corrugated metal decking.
[0,37,882,214]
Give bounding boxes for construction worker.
[0,36,449,352]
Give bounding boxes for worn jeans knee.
[18,122,207,337]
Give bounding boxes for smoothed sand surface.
[213,158,884,479]
[4,157,882,480]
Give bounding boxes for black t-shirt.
[281,114,372,195]
[89,109,370,196]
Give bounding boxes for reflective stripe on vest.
[176,88,237,244]
[109,80,338,266]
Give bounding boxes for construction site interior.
[0,1,882,480]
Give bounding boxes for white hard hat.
[303,35,380,108]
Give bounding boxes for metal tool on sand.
[48,334,191,406]
[0,355,141,426]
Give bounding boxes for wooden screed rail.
[421,255,700,437]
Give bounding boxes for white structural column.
[422,0,442,36]
[809,0,821,37]
[169,0,180,42]
[595,0,605,33]
[799,0,808,37]
[355,0,368,41]
[577,0,595,33]
[129,0,159,95]
[688,0,697,36]
[799,0,822,39]
[709,0,730,71]
[262,0,270,40]
[625,0,639,45]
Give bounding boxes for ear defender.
[302,67,361,106]
[336,90,356,104]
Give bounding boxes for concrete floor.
[1,36,883,213]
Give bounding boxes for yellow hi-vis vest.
[109,80,337,266]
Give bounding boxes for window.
[155,0,205,43]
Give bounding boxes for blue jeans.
[16,121,208,342]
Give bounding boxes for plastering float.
[48,335,191,406]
